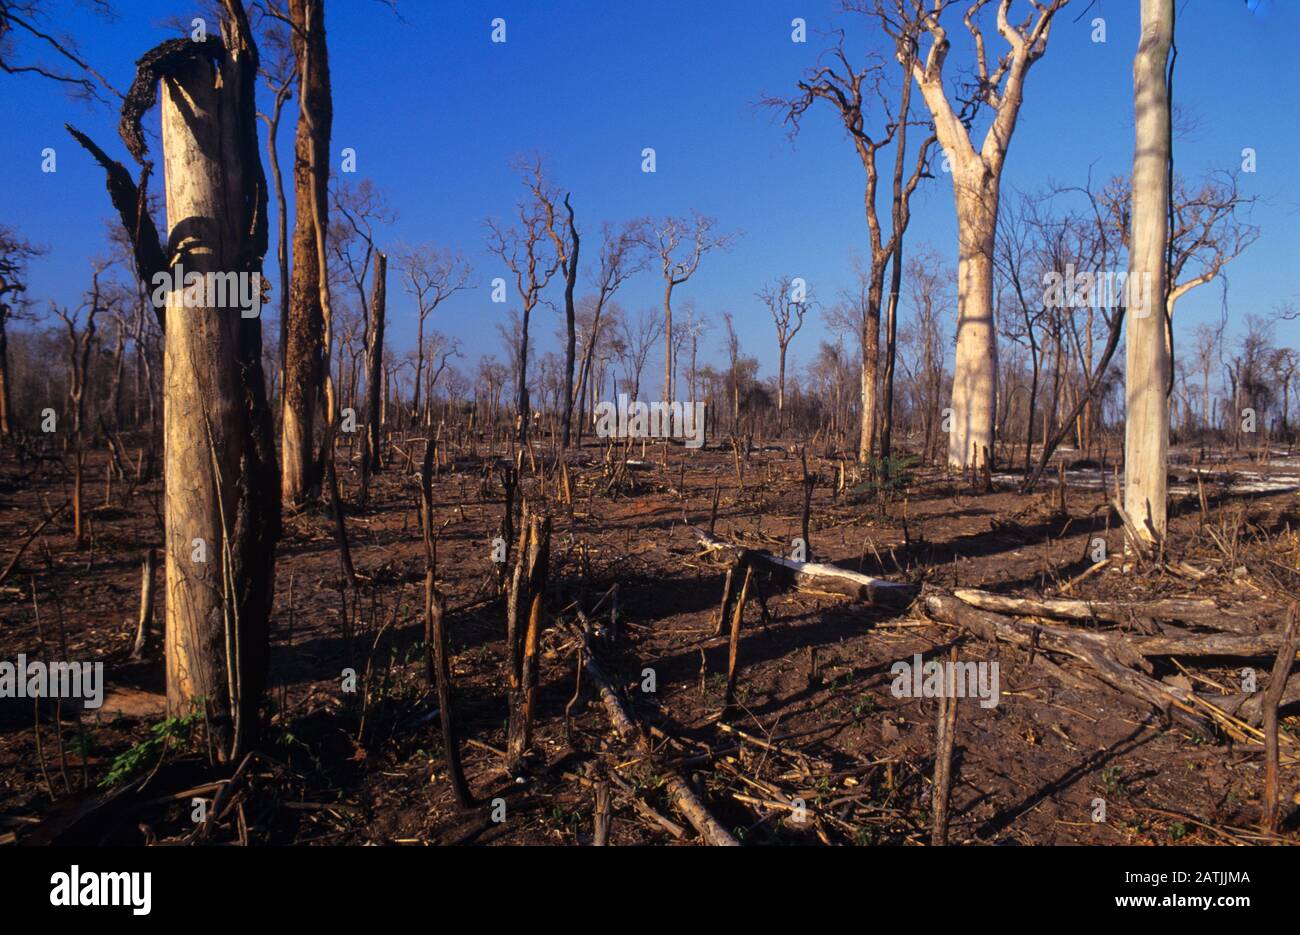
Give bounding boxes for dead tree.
[901,0,1069,469]
[420,436,471,806]
[254,14,294,424]
[767,22,935,459]
[399,244,471,426]
[360,251,386,498]
[758,277,810,436]
[506,509,551,773]
[487,165,561,444]
[531,167,582,448]
[53,267,106,550]
[653,214,733,409]
[68,1,281,759]
[131,548,158,661]
[574,221,648,446]
[280,0,332,507]
[1123,0,1173,547]
[0,226,43,437]
[332,179,395,497]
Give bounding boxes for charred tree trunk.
[280,0,332,507]
[359,251,386,502]
[559,195,579,447]
[145,12,279,760]
[506,510,550,773]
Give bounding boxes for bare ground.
[1,434,1298,846]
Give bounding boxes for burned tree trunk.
[559,196,579,448]
[67,6,279,761]
[361,251,386,492]
[144,11,278,759]
[280,0,332,506]
[506,510,551,773]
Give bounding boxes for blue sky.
[3,0,1297,381]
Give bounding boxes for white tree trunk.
[947,169,1000,469]
[1123,0,1173,544]
[160,55,248,741]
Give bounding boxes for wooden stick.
[923,592,1213,737]
[1262,606,1299,833]
[565,618,737,845]
[130,548,157,661]
[593,766,610,846]
[723,563,754,714]
[0,499,70,586]
[931,646,959,846]
[427,571,472,807]
[952,588,1249,630]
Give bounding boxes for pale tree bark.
[1124,0,1173,545]
[905,0,1068,469]
[65,4,285,759]
[254,20,294,427]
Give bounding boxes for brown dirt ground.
[1,434,1298,845]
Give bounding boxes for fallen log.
[565,617,737,846]
[1262,609,1299,832]
[922,591,1212,737]
[1131,630,1290,658]
[693,528,917,609]
[951,588,1251,630]
[1233,674,1300,725]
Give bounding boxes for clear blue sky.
[3,0,1297,381]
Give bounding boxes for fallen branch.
[922,591,1212,737]
[951,588,1247,629]
[693,527,916,608]
[564,617,737,846]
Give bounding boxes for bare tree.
[332,179,394,494]
[1124,0,1173,548]
[721,310,742,430]
[899,0,1069,469]
[652,213,734,407]
[254,8,294,421]
[767,16,936,460]
[70,1,280,758]
[901,246,951,461]
[487,165,561,443]
[758,276,811,434]
[53,264,110,548]
[0,0,123,101]
[526,160,582,447]
[616,307,663,402]
[0,225,42,436]
[400,244,471,426]
[280,0,332,507]
[574,221,647,445]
